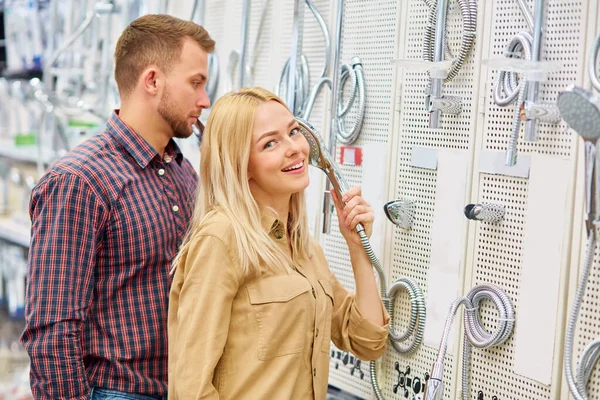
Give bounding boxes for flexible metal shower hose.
[301,59,366,146]
[360,226,391,400]
[277,55,310,115]
[426,283,514,400]
[493,31,533,165]
[336,58,366,145]
[278,0,365,144]
[565,233,600,400]
[280,57,367,143]
[306,0,331,79]
[387,277,426,355]
[277,0,329,116]
[422,0,477,83]
[355,230,426,400]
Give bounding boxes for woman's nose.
[285,137,302,156]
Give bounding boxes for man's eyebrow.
[191,73,207,81]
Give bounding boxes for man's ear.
[140,66,161,96]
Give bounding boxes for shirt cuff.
[348,299,390,340]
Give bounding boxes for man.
[21,14,214,399]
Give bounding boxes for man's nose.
[197,88,210,109]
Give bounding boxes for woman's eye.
[290,127,300,136]
[264,141,275,149]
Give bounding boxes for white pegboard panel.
[168,2,600,400]
[483,0,582,159]
[467,1,588,400]
[382,0,484,398]
[323,0,399,398]
[468,175,552,400]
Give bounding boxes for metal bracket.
[524,100,561,124]
[428,95,462,115]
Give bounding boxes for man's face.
[158,38,210,139]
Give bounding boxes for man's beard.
[158,86,196,139]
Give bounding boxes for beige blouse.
[168,210,389,400]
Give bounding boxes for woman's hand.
[330,187,374,247]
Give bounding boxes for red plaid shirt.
[21,111,198,399]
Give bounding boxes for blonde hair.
[173,87,312,277]
[114,14,215,98]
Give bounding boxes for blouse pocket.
[247,275,312,360]
[318,278,335,353]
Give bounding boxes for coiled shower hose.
[296,116,425,400]
[277,0,329,116]
[494,31,533,165]
[301,57,366,145]
[355,229,426,400]
[278,0,365,144]
[423,284,515,400]
[565,233,600,400]
[422,0,477,83]
[336,58,366,144]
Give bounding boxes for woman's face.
[248,100,310,205]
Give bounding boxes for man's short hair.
[114,14,215,98]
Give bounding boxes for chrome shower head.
[296,117,350,201]
[558,85,600,236]
[384,199,416,230]
[558,86,600,140]
[464,203,505,224]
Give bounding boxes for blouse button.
[270,220,284,239]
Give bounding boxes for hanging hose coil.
[278,0,365,145]
[493,31,533,165]
[360,229,425,400]
[422,0,477,83]
[423,283,515,400]
[277,0,329,116]
[336,57,366,144]
[301,57,366,145]
[387,277,426,354]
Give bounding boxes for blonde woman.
[168,87,389,400]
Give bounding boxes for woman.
[168,87,389,400]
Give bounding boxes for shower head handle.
[558,85,600,235]
[296,117,350,195]
[557,85,600,141]
[296,117,363,233]
[584,141,597,237]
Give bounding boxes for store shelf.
[0,140,54,165]
[0,217,30,248]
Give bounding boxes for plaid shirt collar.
[106,110,184,169]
